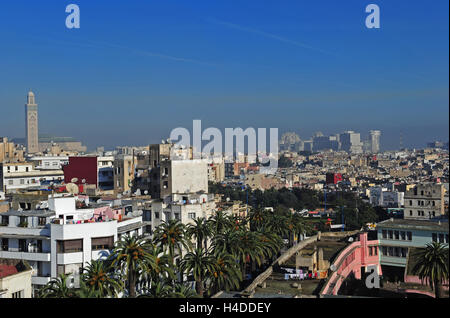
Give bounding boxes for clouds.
[207,17,334,56]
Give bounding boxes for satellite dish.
[330,264,337,272]
[82,179,86,184]
[144,190,148,195]
[66,183,79,195]
[226,197,230,202]
[117,194,122,199]
[71,178,78,183]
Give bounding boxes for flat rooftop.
[377,218,449,232]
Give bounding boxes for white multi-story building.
[28,155,69,170]
[0,195,143,294]
[0,162,64,193]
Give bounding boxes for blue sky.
[0,0,448,150]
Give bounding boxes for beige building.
[0,259,33,298]
[0,137,24,163]
[114,155,136,194]
[404,183,445,219]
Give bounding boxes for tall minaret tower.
[25,91,39,153]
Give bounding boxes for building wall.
[0,268,33,298]
[404,183,445,219]
[63,157,98,187]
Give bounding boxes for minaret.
[25,91,39,153]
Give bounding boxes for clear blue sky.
[0,0,448,150]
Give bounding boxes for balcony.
[32,276,52,285]
[0,250,51,262]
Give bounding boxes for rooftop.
[377,218,449,232]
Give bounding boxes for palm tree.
[81,260,123,297]
[411,242,449,298]
[208,251,242,294]
[38,274,78,298]
[180,247,216,297]
[154,220,191,267]
[109,235,156,298]
[186,217,212,250]
[209,211,232,235]
[138,281,172,298]
[169,283,199,298]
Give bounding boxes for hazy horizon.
[0,0,448,151]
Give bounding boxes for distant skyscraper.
[370,130,381,153]
[25,91,39,154]
[339,131,363,154]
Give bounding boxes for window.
[368,247,373,256]
[188,213,196,220]
[57,239,83,253]
[410,210,413,216]
[91,236,114,250]
[394,231,400,240]
[401,248,408,258]
[439,234,445,243]
[382,246,387,255]
[382,230,387,239]
[407,232,412,241]
[20,179,24,185]
[374,246,378,255]
[18,239,27,252]
[1,215,9,226]
[38,217,46,226]
[11,290,24,298]
[409,200,412,206]
[8,180,13,185]
[1,238,8,251]
[388,230,393,239]
[432,233,438,242]
[400,231,406,240]
[154,212,160,219]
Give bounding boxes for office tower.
[25,91,39,154]
[370,130,381,153]
[339,131,363,154]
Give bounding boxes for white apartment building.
[0,195,143,294]
[0,162,64,193]
[28,155,69,170]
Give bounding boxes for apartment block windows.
[57,239,83,253]
[407,232,412,241]
[91,236,114,251]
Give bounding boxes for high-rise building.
[370,130,381,153]
[339,131,363,154]
[25,91,39,154]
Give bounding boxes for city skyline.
[0,0,448,150]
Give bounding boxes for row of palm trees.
[38,209,311,298]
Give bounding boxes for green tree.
[109,235,156,298]
[180,247,216,297]
[186,217,212,250]
[154,220,192,267]
[82,260,123,297]
[411,242,449,298]
[37,274,78,298]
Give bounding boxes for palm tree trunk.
[434,280,442,298]
[196,277,204,297]
[128,268,136,298]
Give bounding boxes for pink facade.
[321,233,381,296]
[93,206,123,221]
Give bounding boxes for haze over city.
[0,0,448,151]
